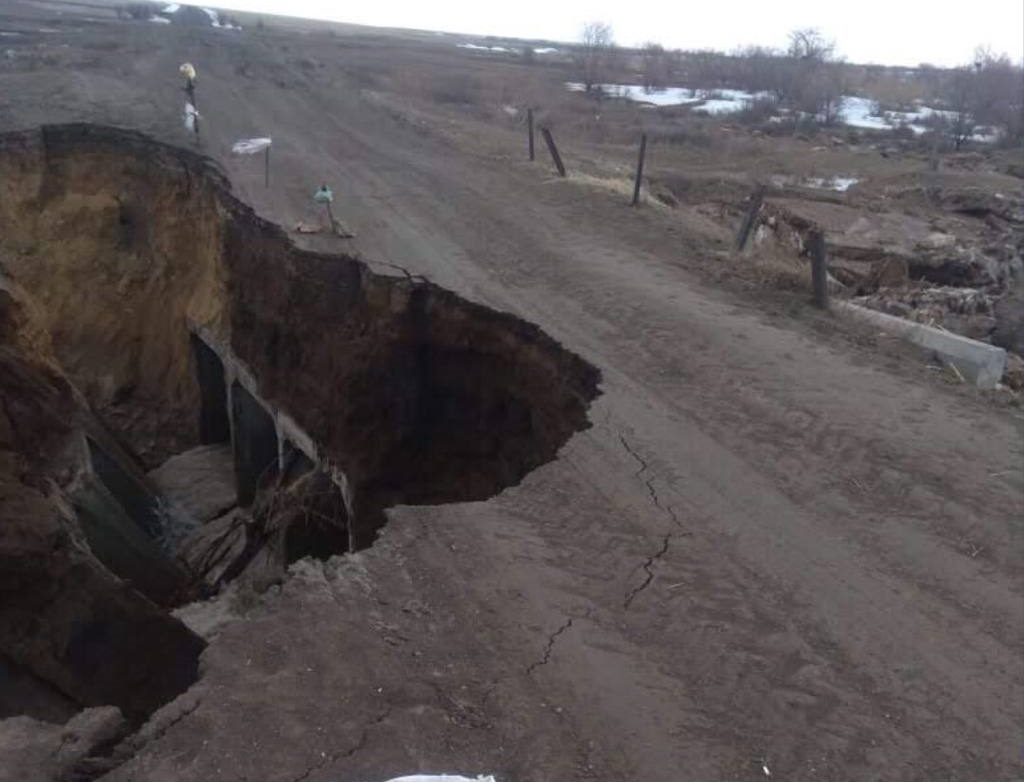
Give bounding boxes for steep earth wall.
[0,124,600,720]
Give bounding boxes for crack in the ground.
[619,435,661,509]
[286,705,393,782]
[623,533,671,608]
[144,697,202,746]
[619,436,691,609]
[367,259,429,285]
[525,617,575,675]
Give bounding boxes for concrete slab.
[835,301,1008,389]
[148,444,236,524]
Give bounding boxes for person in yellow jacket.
[179,62,197,106]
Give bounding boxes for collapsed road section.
[0,124,600,724]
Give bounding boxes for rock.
[920,232,957,250]
[0,715,62,782]
[868,257,909,289]
[0,706,128,782]
[992,285,1024,355]
[1003,352,1024,391]
[148,444,237,524]
[0,323,205,721]
[942,189,1023,222]
[56,706,129,766]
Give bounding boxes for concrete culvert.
[0,124,601,721]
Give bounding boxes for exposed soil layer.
[0,123,600,723]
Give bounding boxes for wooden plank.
[540,127,566,177]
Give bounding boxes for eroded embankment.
[0,124,600,724]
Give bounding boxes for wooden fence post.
[540,127,566,177]
[631,133,648,207]
[528,108,535,161]
[808,229,829,309]
[734,186,764,251]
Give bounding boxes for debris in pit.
[853,286,996,342]
[179,468,348,595]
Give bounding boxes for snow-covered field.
[457,43,558,55]
[564,83,998,141]
[158,4,241,30]
[457,43,514,53]
[565,83,770,113]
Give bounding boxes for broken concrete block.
[836,302,1008,388]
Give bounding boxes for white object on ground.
[232,137,273,154]
[457,42,512,53]
[835,301,1007,389]
[183,103,199,132]
[150,16,171,24]
[802,176,859,192]
[565,82,768,112]
[163,3,180,12]
[381,776,497,782]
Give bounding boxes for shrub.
[431,73,480,105]
[122,3,155,20]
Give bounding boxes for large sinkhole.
[0,125,600,724]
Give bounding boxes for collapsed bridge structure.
[0,124,600,724]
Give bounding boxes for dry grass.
[561,171,671,210]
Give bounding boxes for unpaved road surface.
[2,5,1023,781]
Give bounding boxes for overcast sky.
[202,0,1022,67]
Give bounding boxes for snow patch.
[804,176,859,192]
[533,47,558,54]
[150,16,171,24]
[562,83,999,143]
[565,83,768,112]
[163,2,180,11]
[457,42,512,53]
[200,7,241,29]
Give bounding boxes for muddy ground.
[1,2,1023,781]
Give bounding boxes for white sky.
[203,0,1023,67]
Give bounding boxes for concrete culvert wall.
[0,124,601,721]
[191,334,231,445]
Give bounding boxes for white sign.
[231,138,272,155]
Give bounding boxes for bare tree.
[942,65,978,150]
[641,42,671,92]
[778,28,846,124]
[576,22,615,93]
[786,28,835,62]
[970,47,1024,145]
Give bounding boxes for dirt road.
[2,6,1022,781]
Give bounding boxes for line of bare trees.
[939,48,1024,149]
[572,24,1024,146]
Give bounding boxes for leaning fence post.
[631,133,648,207]
[735,186,765,251]
[527,108,535,161]
[540,126,566,177]
[808,229,829,309]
